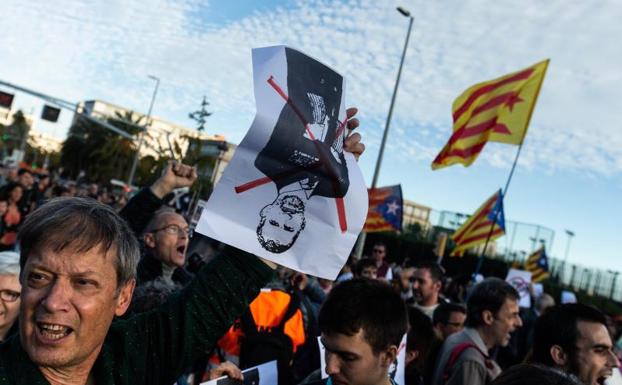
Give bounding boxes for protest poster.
[318,334,406,385]
[200,360,277,385]
[505,268,532,308]
[196,46,368,279]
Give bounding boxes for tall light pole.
[564,229,575,261]
[128,75,160,187]
[355,6,413,257]
[370,6,414,188]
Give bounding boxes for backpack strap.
[275,290,301,332]
[442,342,492,382]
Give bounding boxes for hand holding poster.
[200,361,277,385]
[196,46,368,279]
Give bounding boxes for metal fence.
[424,209,622,302]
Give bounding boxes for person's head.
[411,261,444,307]
[490,363,583,385]
[128,278,181,315]
[354,258,378,280]
[0,251,21,340]
[319,279,408,385]
[17,197,139,370]
[531,304,619,385]
[257,195,306,253]
[371,242,387,265]
[143,208,190,268]
[17,168,34,189]
[433,302,467,340]
[536,293,556,315]
[465,277,522,348]
[1,182,23,204]
[406,306,437,368]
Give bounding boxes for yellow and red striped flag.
[451,189,505,257]
[525,246,550,282]
[432,59,549,170]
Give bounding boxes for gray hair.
[0,251,20,276]
[143,207,177,234]
[18,197,140,288]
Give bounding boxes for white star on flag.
[386,201,400,215]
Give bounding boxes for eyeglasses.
[151,224,190,236]
[0,289,20,303]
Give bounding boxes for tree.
[0,110,30,158]
[188,96,213,132]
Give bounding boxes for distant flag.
[525,246,550,282]
[432,59,549,170]
[363,185,403,233]
[451,189,505,257]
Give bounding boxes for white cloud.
[1,0,621,176]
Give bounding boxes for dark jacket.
[120,187,193,286]
[0,247,274,384]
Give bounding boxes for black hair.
[415,260,445,282]
[491,363,582,385]
[319,278,408,354]
[354,258,377,277]
[531,303,607,367]
[465,277,520,328]
[17,168,32,177]
[433,302,467,326]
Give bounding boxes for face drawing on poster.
[253,47,349,253]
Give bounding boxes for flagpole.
[472,143,523,280]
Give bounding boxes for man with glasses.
[431,278,522,385]
[530,303,620,385]
[120,161,196,286]
[371,242,392,280]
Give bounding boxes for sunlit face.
[411,268,441,306]
[19,245,134,370]
[144,212,189,268]
[570,321,619,385]
[0,274,21,340]
[257,195,305,253]
[322,330,395,385]
[371,245,386,265]
[490,298,522,347]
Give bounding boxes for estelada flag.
[432,59,549,170]
[363,185,403,233]
[525,246,550,282]
[451,189,505,256]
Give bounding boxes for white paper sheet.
[196,46,368,279]
[506,268,533,308]
[200,360,277,385]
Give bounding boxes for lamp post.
[355,6,413,257]
[564,229,575,261]
[128,75,160,187]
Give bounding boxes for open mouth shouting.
[37,322,73,343]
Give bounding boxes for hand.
[207,361,244,381]
[343,107,365,161]
[150,161,198,199]
[290,272,309,291]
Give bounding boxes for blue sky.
[1,0,620,270]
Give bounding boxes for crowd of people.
[0,125,620,385]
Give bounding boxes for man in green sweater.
[0,115,363,385]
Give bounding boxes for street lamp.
[370,6,414,188]
[355,7,413,257]
[564,229,575,261]
[128,75,160,187]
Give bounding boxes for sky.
[1,0,620,271]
